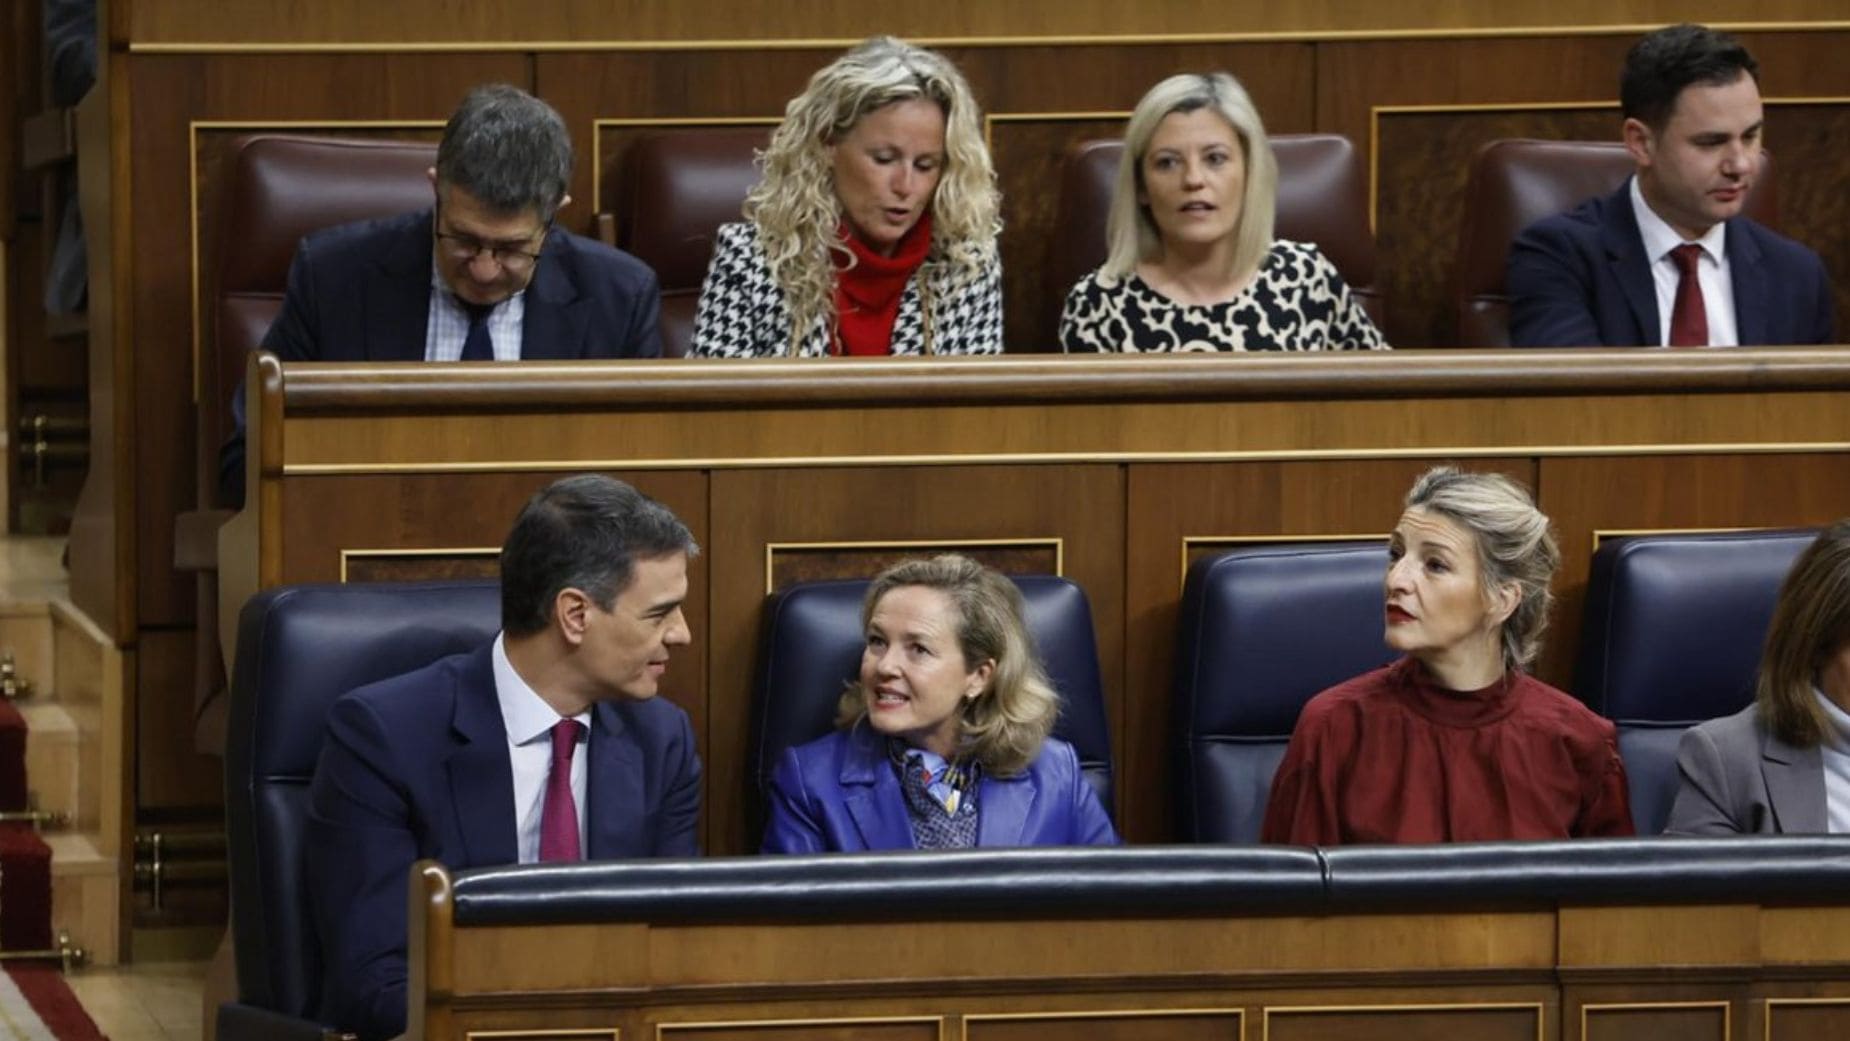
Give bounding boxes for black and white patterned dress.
[691,222,1004,357]
[1058,239,1388,353]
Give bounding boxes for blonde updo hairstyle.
[1404,467,1561,671]
[746,37,1001,355]
[835,554,1057,776]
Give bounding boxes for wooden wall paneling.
[134,51,531,631]
[271,470,712,759]
[536,50,837,240]
[1766,999,1850,1040]
[1262,1004,1543,1041]
[965,1010,1241,1040]
[1533,453,1850,695]
[135,626,219,809]
[707,464,1124,853]
[1122,458,1535,842]
[1766,102,1850,329]
[1372,106,1618,348]
[660,1021,939,1041]
[121,1,1850,47]
[1317,33,1850,348]
[1576,1002,1730,1041]
[1315,36,1631,348]
[67,46,134,640]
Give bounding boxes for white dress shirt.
[425,269,526,361]
[1813,686,1850,836]
[1629,176,1737,347]
[491,633,589,862]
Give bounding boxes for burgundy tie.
[538,719,584,862]
[1667,244,1708,347]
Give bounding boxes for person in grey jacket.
[1665,520,1850,835]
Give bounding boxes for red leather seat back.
[208,134,437,501]
[614,128,770,357]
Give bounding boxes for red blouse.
[1260,657,1634,844]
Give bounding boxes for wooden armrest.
[174,509,235,571]
[594,211,617,248]
[21,108,77,171]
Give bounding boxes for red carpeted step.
[0,698,28,812]
[0,823,52,952]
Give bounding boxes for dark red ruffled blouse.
[1261,657,1635,844]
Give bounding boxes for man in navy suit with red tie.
[219,85,661,505]
[305,475,701,1041]
[1507,24,1834,348]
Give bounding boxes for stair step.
[0,603,53,700]
[20,702,90,827]
[48,831,122,967]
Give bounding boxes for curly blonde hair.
[835,555,1057,777]
[745,37,1001,355]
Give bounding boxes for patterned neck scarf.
[889,739,980,849]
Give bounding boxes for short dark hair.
[1621,23,1759,130]
[436,84,574,222]
[500,475,698,638]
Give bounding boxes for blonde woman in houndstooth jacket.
[691,37,1003,358]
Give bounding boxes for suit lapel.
[1762,729,1827,834]
[585,703,647,858]
[841,728,915,850]
[365,210,437,361]
[975,769,1038,848]
[444,645,519,867]
[1603,188,1659,345]
[519,236,589,360]
[1725,219,1769,346]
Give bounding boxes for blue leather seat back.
[749,576,1114,834]
[1175,541,1397,843]
[1576,529,1815,834]
[223,582,501,1019]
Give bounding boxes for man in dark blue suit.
[219,84,661,504]
[1508,24,1834,348]
[305,475,700,1041]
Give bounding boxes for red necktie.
[538,719,584,862]
[1667,244,1708,347]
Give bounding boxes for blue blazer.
[1506,184,1834,348]
[305,642,700,1041]
[761,724,1119,853]
[219,209,662,504]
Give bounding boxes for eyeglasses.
[432,210,550,272]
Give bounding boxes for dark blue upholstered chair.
[220,582,501,1041]
[1174,541,1398,843]
[748,576,1114,837]
[1575,529,1816,835]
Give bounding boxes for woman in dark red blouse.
[1261,467,1634,844]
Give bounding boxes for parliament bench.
[410,838,1850,1041]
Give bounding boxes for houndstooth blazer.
[690,221,1004,357]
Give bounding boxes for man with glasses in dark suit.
[219,84,661,504]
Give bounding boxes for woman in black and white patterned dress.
[691,38,1003,358]
[1059,73,1387,353]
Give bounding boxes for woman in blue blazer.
[762,555,1119,852]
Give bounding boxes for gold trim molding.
[1262,1001,1546,1041]
[338,546,500,582]
[764,537,1065,594]
[658,1014,942,1038]
[1580,1000,1730,1041]
[962,1007,1242,1040]
[125,21,1850,55]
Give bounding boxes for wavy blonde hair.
[745,37,1001,355]
[1102,72,1278,285]
[835,555,1057,777]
